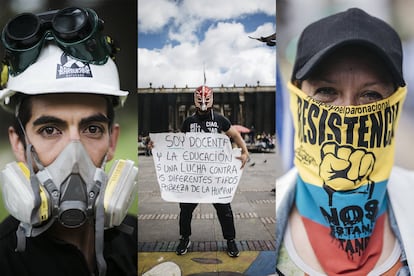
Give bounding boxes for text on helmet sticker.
[56,53,93,79]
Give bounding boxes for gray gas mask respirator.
[0,141,138,275]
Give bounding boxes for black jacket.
[0,215,137,276]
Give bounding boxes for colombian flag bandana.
[288,81,407,275]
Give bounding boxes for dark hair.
[13,94,116,147]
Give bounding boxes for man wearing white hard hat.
[0,7,137,276]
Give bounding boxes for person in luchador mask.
[276,8,414,275]
[0,7,137,276]
[175,85,249,257]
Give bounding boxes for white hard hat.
[0,43,128,112]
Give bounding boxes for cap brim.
[295,40,405,87]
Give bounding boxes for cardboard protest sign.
[150,132,243,203]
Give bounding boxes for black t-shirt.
[0,215,137,276]
[181,110,231,133]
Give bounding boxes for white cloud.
[138,0,179,33]
[138,22,275,87]
[181,0,275,20]
[138,0,276,88]
[138,0,275,33]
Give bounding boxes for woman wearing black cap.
[276,8,413,275]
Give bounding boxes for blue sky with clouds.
[138,0,276,88]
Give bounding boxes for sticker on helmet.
[56,53,93,79]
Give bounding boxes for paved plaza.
[138,151,282,275]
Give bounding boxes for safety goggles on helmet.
[194,85,213,111]
[2,6,116,76]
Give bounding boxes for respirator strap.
[95,171,107,276]
[15,218,56,252]
[95,206,106,276]
[15,224,26,252]
[26,145,43,216]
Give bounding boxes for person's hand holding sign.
[225,126,250,169]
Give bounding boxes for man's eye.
[38,126,60,137]
[88,126,100,133]
[83,125,105,138]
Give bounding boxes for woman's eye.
[361,91,384,102]
[312,87,337,102]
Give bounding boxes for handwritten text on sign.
[150,132,243,203]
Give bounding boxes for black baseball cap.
[291,8,405,87]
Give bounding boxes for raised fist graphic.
[319,142,375,205]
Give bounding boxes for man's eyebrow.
[32,114,110,127]
[79,114,110,126]
[32,116,66,126]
